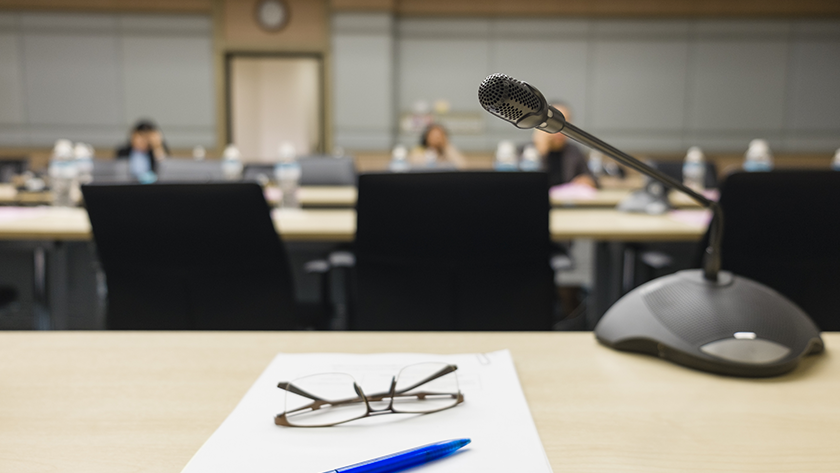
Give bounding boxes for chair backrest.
[717,171,840,331]
[299,156,356,185]
[352,172,554,331]
[157,159,224,182]
[0,158,27,183]
[92,159,131,183]
[243,164,274,183]
[82,183,298,330]
[653,161,719,189]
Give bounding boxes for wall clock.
[255,0,289,33]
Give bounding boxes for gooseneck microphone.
[478,73,723,282]
[478,73,823,378]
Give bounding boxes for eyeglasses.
[275,362,464,427]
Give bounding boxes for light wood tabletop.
[2,184,707,209]
[0,185,359,208]
[0,331,835,473]
[0,207,708,242]
[551,188,705,208]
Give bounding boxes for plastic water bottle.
[48,139,78,207]
[682,146,706,192]
[494,140,518,171]
[588,150,605,176]
[192,145,206,161]
[423,148,438,167]
[389,144,410,172]
[519,144,540,171]
[275,142,301,209]
[832,148,840,171]
[221,144,243,181]
[743,139,774,172]
[74,142,94,185]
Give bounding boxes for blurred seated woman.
[532,103,597,188]
[410,123,467,169]
[116,120,169,180]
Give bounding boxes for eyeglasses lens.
[283,373,367,427]
[392,362,460,413]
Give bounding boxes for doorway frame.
[224,51,326,155]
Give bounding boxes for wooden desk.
[0,186,359,208]
[551,188,704,209]
[0,207,708,242]
[0,331,836,472]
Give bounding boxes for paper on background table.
[182,350,552,473]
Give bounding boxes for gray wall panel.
[491,39,589,128]
[787,40,840,131]
[332,35,393,130]
[493,19,590,39]
[399,19,490,39]
[22,33,123,128]
[688,40,788,132]
[332,16,840,153]
[590,40,688,131]
[398,38,490,113]
[20,12,117,31]
[332,13,394,150]
[118,14,211,34]
[0,12,215,148]
[121,35,215,129]
[0,33,24,125]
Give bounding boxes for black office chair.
[653,161,719,189]
[299,156,357,185]
[82,183,306,330]
[91,159,131,183]
[351,172,554,331]
[0,158,27,183]
[704,171,840,331]
[157,159,225,182]
[243,156,357,186]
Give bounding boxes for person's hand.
[532,129,551,156]
[570,174,597,189]
[146,131,167,160]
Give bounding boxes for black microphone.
[478,72,722,282]
[478,73,824,378]
[478,73,566,133]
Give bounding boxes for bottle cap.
[685,146,704,163]
[392,145,408,161]
[53,139,74,159]
[278,142,296,161]
[223,144,241,160]
[521,144,539,162]
[496,140,517,164]
[73,143,93,159]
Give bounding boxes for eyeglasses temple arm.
[277,382,327,402]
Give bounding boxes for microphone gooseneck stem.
[559,122,723,282]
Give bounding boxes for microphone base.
[594,269,824,377]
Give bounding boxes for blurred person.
[532,103,597,188]
[410,123,467,169]
[116,120,169,179]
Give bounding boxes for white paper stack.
[182,349,552,473]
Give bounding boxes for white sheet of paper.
[182,350,553,473]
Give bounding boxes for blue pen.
[322,438,471,473]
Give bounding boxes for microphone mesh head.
[478,73,542,122]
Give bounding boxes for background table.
[0,207,709,242]
[0,331,836,473]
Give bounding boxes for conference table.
[0,206,709,242]
[0,184,359,208]
[0,331,836,472]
